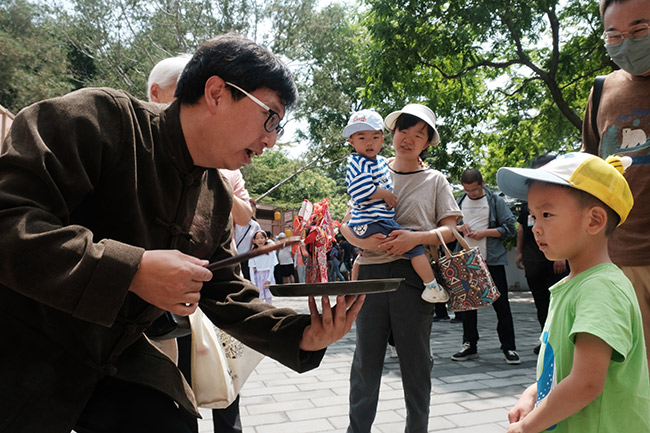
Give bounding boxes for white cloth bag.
[189,307,264,408]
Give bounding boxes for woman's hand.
[553,260,567,275]
[377,229,418,256]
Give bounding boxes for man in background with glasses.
[0,33,364,433]
[582,0,650,376]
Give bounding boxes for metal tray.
[269,278,404,297]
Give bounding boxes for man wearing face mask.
[582,0,650,375]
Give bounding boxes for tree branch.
[255,152,346,202]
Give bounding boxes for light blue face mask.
[606,36,650,76]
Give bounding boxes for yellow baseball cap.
[497,152,634,225]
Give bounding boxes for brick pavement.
[198,290,541,433]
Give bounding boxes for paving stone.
[240,384,299,397]
[432,423,506,433]
[241,411,289,427]
[428,402,468,417]
[198,291,541,432]
[245,399,314,415]
[459,395,519,411]
[427,415,465,431]
[273,388,337,403]
[471,384,529,399]
[437,372,494,384]
[445,408,508,427]
[477,375,534,388]
[287,404,350,422]
[311,394,350,407]
[255,418,334,433]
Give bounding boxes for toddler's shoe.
[421,280,449,303]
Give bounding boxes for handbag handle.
[433,226,472,260]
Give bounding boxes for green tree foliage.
[240,149,349,220]
[360,0,612,182]
[52,0,258,99]
[1,0,616,206]
[256,3,374,212]
[0,0,75,113]
[1,0,348,214]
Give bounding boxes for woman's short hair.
[393,113,437,145]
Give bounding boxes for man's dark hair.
[460,168,484,185]
[600,0,627,19]
[531,154,556,169]
[175,33,298,109]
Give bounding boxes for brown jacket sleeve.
[0,91,144,326]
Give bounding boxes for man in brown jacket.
[0,34,363,433]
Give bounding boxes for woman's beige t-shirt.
[359,167,462,265]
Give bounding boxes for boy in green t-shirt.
[497,152,650,433]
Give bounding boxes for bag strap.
[434,226,472,260]
[235,224,252,249]
[591,75,607,144]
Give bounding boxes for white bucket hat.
[343,109,385,138]
[384,103,440,145]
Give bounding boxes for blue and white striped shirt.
[346,154,395,225]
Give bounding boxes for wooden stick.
[205,236,302,271]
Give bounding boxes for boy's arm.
[508,383,537,424]
[369,187,397,209]
[507,333,612,433]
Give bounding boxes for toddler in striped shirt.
[344,109,448,303]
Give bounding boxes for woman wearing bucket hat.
[341,103,462,433]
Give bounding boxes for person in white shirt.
[275,232,296,283]
[249,230,278,304]
[453,168,519,365]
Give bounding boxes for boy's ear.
[586,205,608,235]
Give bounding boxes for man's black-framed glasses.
[602,23,650,46]
[225,82,284,138]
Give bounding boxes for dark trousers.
[433,302,450,318]
[457,265,516,351]
[524,260,568,329]
[241,259,251,281]
[74,376,194,433]
[348,260,435,433]
[177,335,243,433]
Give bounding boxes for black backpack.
[591,75,607,143]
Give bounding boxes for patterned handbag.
[432,227,500,311]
